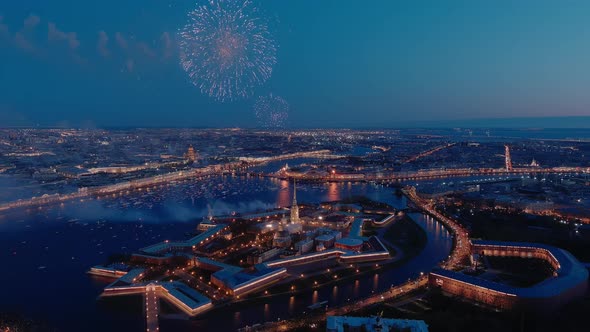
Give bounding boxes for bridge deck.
[145,286,159,332]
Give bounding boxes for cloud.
[71,53,88,65]
[0,16,8,38]
[67,32,80,50]
[48,22,67,41]
[115,32,129,50]
[126,58,135,72]
[160,32,174,59]
[48,22,81,51]
[97,30,110,57]
[12,14,41,53]
[14,31,35,52]
[23,14,40,30]
[137,41,156,58]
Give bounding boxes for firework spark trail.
[254,93,289,128]
[179,0,277,102]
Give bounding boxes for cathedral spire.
[292,179,297,206]
[290,179,300,223]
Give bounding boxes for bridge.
[0,150,339,214]
[403,143,456,164]
[268,166,589,183]
[145,284,159,332]
[402,186,471,270]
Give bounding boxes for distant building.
[295,239,314,254]
[247,247,283,265]
[273,230,292,248]
[185,145,198,162]
[285,222,303,234]
[197,220,219,232]
[323,214,354,228]
[315,234,335,249]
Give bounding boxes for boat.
[307,300,328,310]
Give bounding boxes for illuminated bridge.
[274,166,590,183]
[0,150,336,213]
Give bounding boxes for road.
[403,143,456,164]
[145,285,159,332]
[402,186,470,270]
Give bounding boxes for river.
[0,175,451,332]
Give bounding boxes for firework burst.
[179,0,277,102]
[254,93,289,128]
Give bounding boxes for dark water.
[0,177,451,332]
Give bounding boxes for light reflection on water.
[263,303,270,321]
[277,180,290,208]
[288,296,295,314]
[332,285,339,302]
[372,273,380,292]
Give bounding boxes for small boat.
[307,300,328,310]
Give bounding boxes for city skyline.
[2,1,590,331]
[1,127,589,331]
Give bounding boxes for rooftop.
[336,237,363,247]
[326,315,429,332]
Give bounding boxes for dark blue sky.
[1,0,590,128]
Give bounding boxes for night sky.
[1,0,590,128]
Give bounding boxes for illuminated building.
[271,214,296,247]
[335,237,363,252]
[429,240,588,312]
[290,180,300,223]
[247,248,283,264]
[272,230,292,248]
[315,234,336,249]
[102,282,213,317]
[185,145,198,162]
[198,256,287,296]
[295,239,314,254]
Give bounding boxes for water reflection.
[327,182,340,202]
[264,303,270,321]
[332,285,339,302]
[372,273,379,292]
[233,311,241,328]
[288,296,295,314]
[277,180,290,208]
